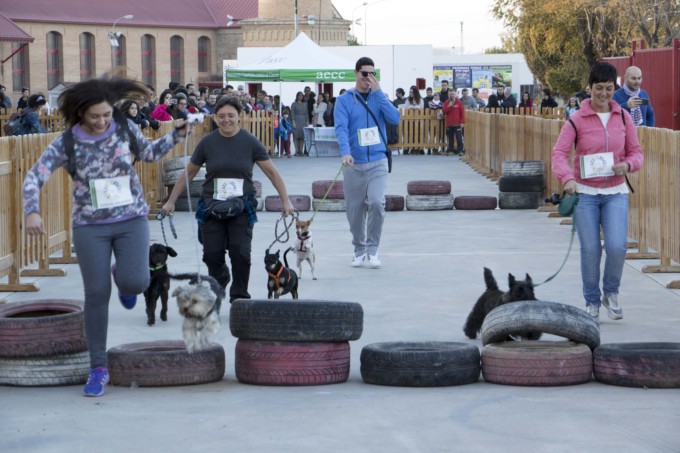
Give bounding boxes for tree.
[347,33,361,46]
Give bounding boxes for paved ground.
[2,155,680,453]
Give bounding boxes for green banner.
[225,69,381,83]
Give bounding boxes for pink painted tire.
[264,195,311,212]
[312,180,344,199]
[407,180,452,195]
[385,195,405,211]
[0,300,87,358]
[482,341,593,386]
[235,340,350,386]
[454,196,497,210]
[253,180,263,198]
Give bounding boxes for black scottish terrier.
[264,247,299,300]
[144,243,177,326]
[463,267,541,340]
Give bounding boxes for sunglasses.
[360,71,376,77]
[178,102,187,105]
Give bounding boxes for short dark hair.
[441,80,449,85]
[589,61,618,86]
[396,88,405,96]
[355,57,375,71]
[472,88,479,93]
[22,87,30,92]
[28,93,47,109]
[542,88,551,96]
[214,95,242,115]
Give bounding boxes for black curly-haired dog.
[144,243,177,326]
[265,247,298,300]
[463,267,541,340]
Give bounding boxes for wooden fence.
[465,110,680,288]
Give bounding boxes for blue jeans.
[573,193,629,307]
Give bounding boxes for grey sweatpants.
[343,158,388,257]
[73,216,150,367]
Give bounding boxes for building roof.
[0,0,258,29]
[433,50,526,66]
[0,12,34,42]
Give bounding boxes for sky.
[331,0,506,53]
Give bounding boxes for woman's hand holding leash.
[564,179,577,195]
[612,161,630,176]
[161,201,175,217]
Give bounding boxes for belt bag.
[209,197,245,219]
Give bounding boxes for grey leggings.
[73,216,150,367]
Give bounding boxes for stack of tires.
[480,301,600,386]
[405,180,454,211]
[311,180,346,212]
[230,300,363,385]
[107,340,226,387]
[163,157,206,212]
[498,160,546,210]
[0,300,90,387]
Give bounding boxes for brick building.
[0,0,350,99]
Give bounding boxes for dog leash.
[266,210,299,252]
[534,214,577,287]
[307,162,346,224]
[155,211,178,247]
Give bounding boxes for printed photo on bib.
[214,178,244,200]
[357,126,381,147]
[90,176,134,209]
[580,152,615,179]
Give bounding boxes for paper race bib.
[580,152,615,179]
[213,178,244,200]
[357,126,381,146]
[89,176,134,209]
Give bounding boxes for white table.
[304,127,341,157]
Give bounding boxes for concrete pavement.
[2,155,679,453]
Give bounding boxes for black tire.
[502,160,545,176]
[594,342,680,388]
[407,180,452,195]
[0,351,90,386]
[0,300,87,358]
[162,156,192,172]
[481,301,600,350]
[107,340,225,387]
[405,195,454,211]
[312,180,344,199]
[312,198,346,212]
[165,181,203,197]
[498,175,545,193]
[235,340,350,386]
[498,191,542,209]
[229,299,363,341]
[174,196,201,212]
[162,167,206,186]
[360,342,480,387]
[385,195,405,212]
[481,341,593,386]
[454,196,497,210]
[265,195,311,212]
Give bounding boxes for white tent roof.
[237,32,355,70]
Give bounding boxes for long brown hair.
[58,76,150,127]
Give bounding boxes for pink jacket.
[551,99,643,188]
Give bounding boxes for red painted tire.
[407,180,452,195]
[385,195,405,212]
[454,196,497,210]
[107,340,225,387]
[482,341,593,386]
[312,180,344,199]
[265,195,311,212]
[594,343,680,388]
[253,180,263,198]
[0,300,87,358]
[235,340,350,386]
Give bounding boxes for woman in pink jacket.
[551,62,644,324]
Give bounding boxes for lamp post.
[108,14,133,47]
[294,0,299,36]
[351,2,367,39]
[226,15,241,27]
[364,0,388,45]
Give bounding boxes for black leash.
[266,210,299,252]
[155,211,177,247]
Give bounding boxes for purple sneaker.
[111,263,137,309]
[83,367,110,397]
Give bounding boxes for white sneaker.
[351,254,366,267]
[601,293,623,320]
[586,305,600,324]
[366,255,382,269]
